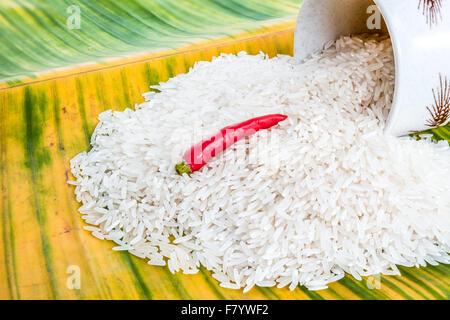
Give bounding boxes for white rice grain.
[69,35,450,292]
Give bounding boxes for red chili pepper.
[175,114,288,175]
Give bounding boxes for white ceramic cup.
[294,0,450,136]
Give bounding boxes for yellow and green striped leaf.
[0,0,301,88]
[0,0,448,300]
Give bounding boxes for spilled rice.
[69,35,450,292]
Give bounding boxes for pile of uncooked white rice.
[69,35,450,292]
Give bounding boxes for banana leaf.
[0,0,448,300]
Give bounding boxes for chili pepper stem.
[175,162,192,175]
